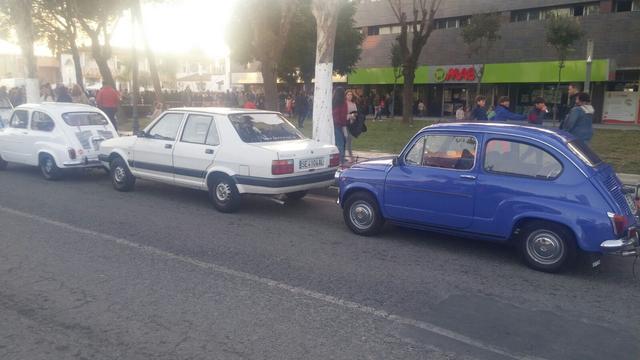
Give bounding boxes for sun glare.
[110,0,236,58]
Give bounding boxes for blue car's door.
[383,132,481,229]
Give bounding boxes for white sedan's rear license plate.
[299,157,325,170]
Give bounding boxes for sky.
[111,0,236,58]
[0,0,236,58]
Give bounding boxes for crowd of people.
[465,83,594,143]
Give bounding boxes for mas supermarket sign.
[431,65,484,83]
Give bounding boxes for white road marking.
[0,205,546,360]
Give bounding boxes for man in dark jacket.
[493,96,526,121]
[469,95,488,121]
[527,97,548,126]
[560,92,594,143]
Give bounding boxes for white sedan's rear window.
[62,112,109,126]
[229,113,303,143]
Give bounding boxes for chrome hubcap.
[349,200,374,230]
[44,158,53,173]
[216,182,232,202]
[114,166,126,183]
[526,230,564,265]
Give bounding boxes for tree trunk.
[94,54,115,86]
[260,59,278,111]
[311,0,339,145]
[70,41,84,90]
[132,0,163,103]
[402,69,415,124]
[11,0,39,102]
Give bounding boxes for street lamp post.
[584,39,594,94]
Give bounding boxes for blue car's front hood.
[349,157,395,172]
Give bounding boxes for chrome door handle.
[459,174,476,180]
[164,144,173,149]
[205,149,214,154]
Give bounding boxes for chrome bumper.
[600,227,639,256]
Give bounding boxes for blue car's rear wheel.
[343,192,384,236]
[519,221,576,273]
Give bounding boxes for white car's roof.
[16,102,102,117]
[168,107,280,116]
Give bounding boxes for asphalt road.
[0,165,639,360]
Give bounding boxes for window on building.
[367,26,380,36]
[511,9,542,22]
[379,26,391,35]
[615,0,640,11]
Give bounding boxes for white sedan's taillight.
[329,153,340,167]
[272,159,294,175]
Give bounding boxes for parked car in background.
[338,123,639,272]
[0,103,117,179]
[0,96,13,128]
[99,108,339,212]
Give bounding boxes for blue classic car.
[338,123,639,272]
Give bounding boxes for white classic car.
[99,108,339,212]
[0,103,118,179]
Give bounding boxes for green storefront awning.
[347,59,612,85]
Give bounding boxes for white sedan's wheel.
[209,176,241,213]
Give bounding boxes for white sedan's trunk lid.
[252,139,336,173]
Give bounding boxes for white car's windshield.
[229,113,303,143]
[62,112,110,127]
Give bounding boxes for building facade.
[350,0,640,123]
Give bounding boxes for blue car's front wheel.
[343,192,384,236]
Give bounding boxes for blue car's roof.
[421,122,576,144]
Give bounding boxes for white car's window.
[9,110,28,129]
[484,140,563,180]
[148,113,183,141]
[62,112,109,126]
[181,114,219,145]
[229,113,303,143]
[31,111,55,132]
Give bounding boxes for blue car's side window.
[484,139,563,180]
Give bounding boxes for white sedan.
[0,103,117,179]
[99,108,339,212]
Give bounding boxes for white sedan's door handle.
[205,149,214,154]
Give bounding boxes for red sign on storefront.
[445,66,476,81]
[431,64,483,83]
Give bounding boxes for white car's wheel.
[39,154,62,180]
[110,157,136,192]
[209,176,241,213]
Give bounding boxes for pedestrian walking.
[150,101,164,120]
[455,105,465,121]
[345,90,358,160]
[560,92,594,143]
[40,84,55,102]
[493,96,527,121]
[374,97,384,121]
[469,95,488,121]
[527,97,549,126]
[332,87,349,165]
[295,92,308,128]
[71,84,89,104]
[243,93,257,109]
[417,100,426,117]
[55,84,72,103]
[96,81,121,131]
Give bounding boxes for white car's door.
[27,110,58,166]
[1,109,31,163]
[172,113,220,188]
[131,112,184,183]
